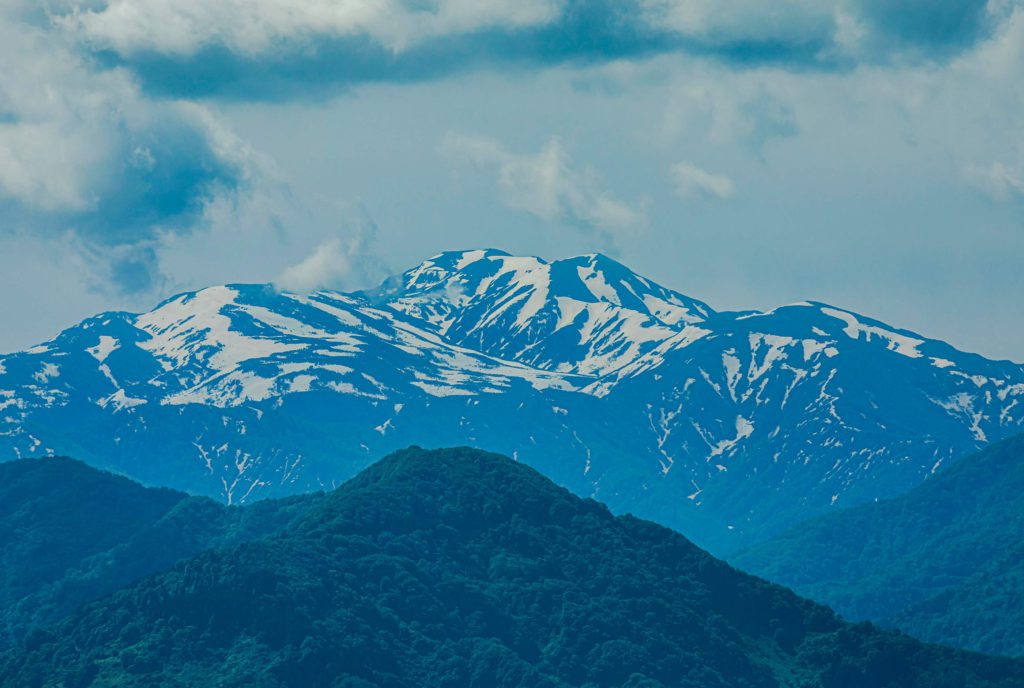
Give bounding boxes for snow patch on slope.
[821,307,923,358]
[138,287,302,373]
[87,336,120,363]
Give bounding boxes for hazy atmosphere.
[4,4,1024,685]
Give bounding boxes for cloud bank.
[0,0,1021,361]
[0,2,253,293]
[51,0,1005,100]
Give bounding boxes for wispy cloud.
[441,134,647,246]
[275,238,361,293]
[964,161,1024,201]
[670,162,735,200]
[274,213,384,294]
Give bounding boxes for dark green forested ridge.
[0,457,184,648]
[886,541,1024,658]
[2,447,1022,687]
[0,456,326,650]
[733,432,1024,657]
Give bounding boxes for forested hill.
[2,447,1022,687]
[0,456,324,650]
[734,433,1024,657]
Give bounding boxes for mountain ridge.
[1,249,1021,553]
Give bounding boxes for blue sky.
[0,0,1022,360]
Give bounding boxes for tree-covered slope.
[733,433,1024,656]
[2,447,1021,688]
[0,457,323,650]
[886,542,1024,657]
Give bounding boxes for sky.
[0,0,1022,361]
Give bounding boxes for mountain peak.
[309,445,589,534]
[567,251,625,269]
[426,247,513,265]
[341,445,567,498]
[371,249,712,376]
[398,248,525,291]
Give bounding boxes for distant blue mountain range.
[2,249,1022,553]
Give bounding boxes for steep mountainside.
[2,447,1022,688]
[0,457,323,650]
[1,249,1022,552]
[734,434,1024,656]
[368,250,711,377]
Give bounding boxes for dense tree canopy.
[734,434,1024,656]
[1,447,1022,687]
[0,456,324,650]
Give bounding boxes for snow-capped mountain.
[368,249,711,377]
[1,249,1022,553]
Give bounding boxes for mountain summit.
[0,250,1021,552]
[369,249,711,377]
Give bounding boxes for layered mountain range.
[736,433,1024,656]
[3,449,1022,687]
[1,249,1022,552]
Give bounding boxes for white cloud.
[652,65,800,155]
[670,161,735,200]
[934,6,1024,202]
[0,3,251,228]
[964,161,1024,200]
[62,0,560,56]
[0,20,129,212]
[271,205,384,293]
[0,1,257,293]
[60,0,996,71]
[274,237,359,293]
[441,134,647,245]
